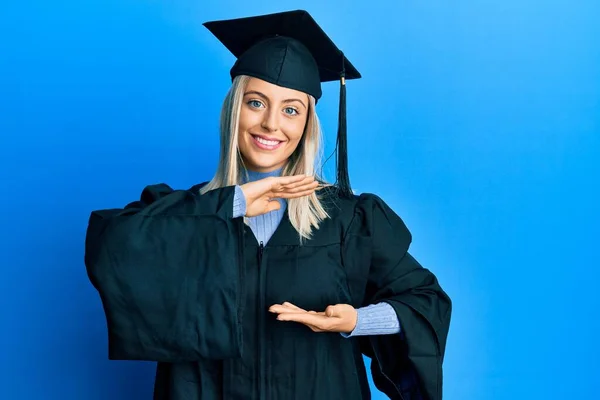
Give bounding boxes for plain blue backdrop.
[1,1,598,399]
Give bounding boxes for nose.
[260,108,278,132]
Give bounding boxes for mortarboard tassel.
[336,56,353,198]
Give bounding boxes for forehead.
[244,77,309,102]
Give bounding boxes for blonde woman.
[85,10,452,400]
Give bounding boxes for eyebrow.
[244,90,307,110]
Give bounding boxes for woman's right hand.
[240,175,320,217]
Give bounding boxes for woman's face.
[238,77,309,172]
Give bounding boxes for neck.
[243,166,283,183]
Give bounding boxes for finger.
[280,176,316,190]
[272,174,308,187]
[269,305,324,315]
[265,200,282,213]
[282,181,320,194]
[269,309,326,332]
[326,304,349,318]
[269,304,305,314]
[277,189,316,199]
[275,189,318,199]
[270,177,312,193]
[276,312,333,330]
[282,302,306,312]
[324,305,335,318]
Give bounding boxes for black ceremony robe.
[84,182,452,400]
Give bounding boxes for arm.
[85,183,246,363]
[340,302,400,338]
[233,185,247,218]
[344,194,452,400]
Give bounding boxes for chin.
[247,159,285,172]
[241,151,284,171]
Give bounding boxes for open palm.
[240,175,320,217]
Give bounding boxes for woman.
[84,10,452,400]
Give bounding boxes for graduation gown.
[84,182,452,400]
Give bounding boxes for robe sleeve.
[344,193,452,400]
[84,183,246,363]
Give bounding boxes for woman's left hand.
[268,302,358,333]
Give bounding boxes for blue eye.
[284,107,298,116]
[248,100,263,108]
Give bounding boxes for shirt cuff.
[233,185,247,218]
[340,302,401,338]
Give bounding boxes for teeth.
[255,136,280,146]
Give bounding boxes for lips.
[251,134,284,150]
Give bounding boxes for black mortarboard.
[203,9,361,197]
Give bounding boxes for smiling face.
[238,77,310,173]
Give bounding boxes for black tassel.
[336,58,352,198]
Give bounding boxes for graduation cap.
[203,9,361,198]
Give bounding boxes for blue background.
[1,1,598,399]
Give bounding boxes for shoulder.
[187,181,210,194]
[129,180,211,206]
[319,185,399,217]
[353,192,405,225]
[341,191,412,245]
[319,186,410,234]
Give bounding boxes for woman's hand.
[268,302,358,333]
[240,175,319,217]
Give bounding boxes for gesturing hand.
[268,302,358,334]
[240,175,320,217]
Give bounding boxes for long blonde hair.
[200,75,330,242]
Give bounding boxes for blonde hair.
[200,75,330,242]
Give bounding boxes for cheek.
[237,111,253,152]
[238,108,253,133]
[284,120,307,143]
